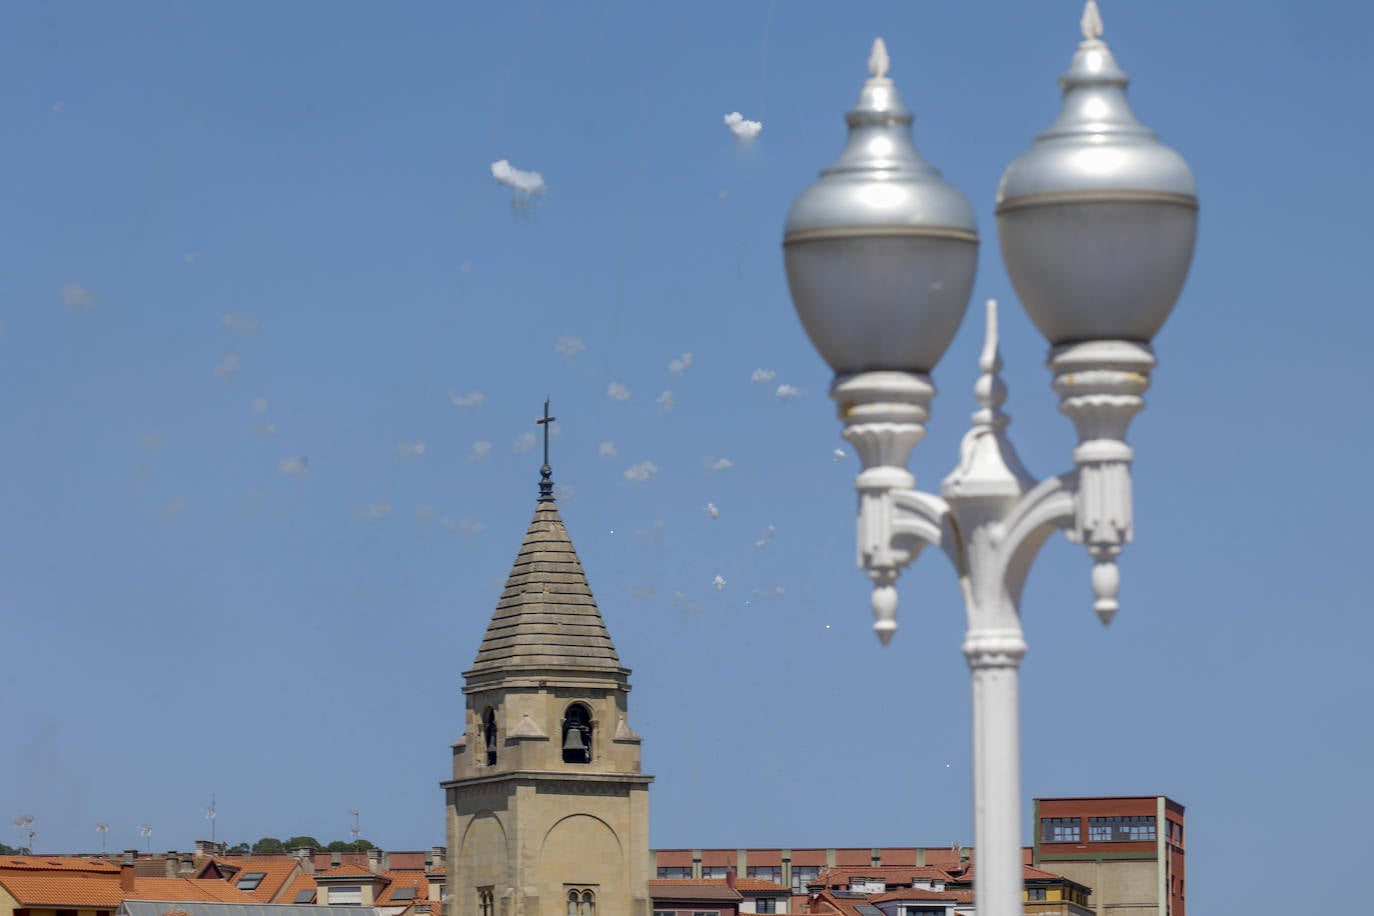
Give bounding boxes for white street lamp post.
[781,5,1196,916]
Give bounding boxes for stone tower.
[443,463,652,916]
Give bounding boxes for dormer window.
[561,704,593,764]
[236,873,267,891]
[483,708,498,766]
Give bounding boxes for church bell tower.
[444,402,652,916]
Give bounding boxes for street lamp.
[782,5,1196,916]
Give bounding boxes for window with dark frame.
[657,867,692,879]
[236,872,267,891]
[479,888,495,916]
[1040,816,1081,843]
[747,866,783,882]
[1026,888,1047,901]
[1088,815,1156,842]
[756,898,777,914]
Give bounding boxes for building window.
[562,704,593,764]
[699,866,729,879]
[1026,888,1047,901]
[566,890,595,916]
[1040,817,1081,843]
[756,899,777,914]
[483,708,498,766]
[331,886,363,906]
[479,888,494,916]
[237,872,267,891]
[693,911,717,916]
[748,866,782,882]
[791,867,821,894]
[657,868,692,879]
[57,910,77,916]
[1089,815,1156,842]
[1168,821,1184,847]
[655,912,675,916]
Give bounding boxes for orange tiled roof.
[279,873,318,903]
[0,874,126,907]
[732,879,788,894]
[0,857,117,873]
[0,872,255,908]
[208,858,300,902]
[376,871,429,906]
[129,878,259,902]
[648,880,741,901]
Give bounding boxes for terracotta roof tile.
[280,873,318,903]
[732,879,788,894]
[0,873,256,908]
[648,880,742,901]
[313,864,376,878]
[0,857,117,873]
[377,871,429,906]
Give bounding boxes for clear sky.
[2,1,1370,913]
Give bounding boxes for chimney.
[180,854,196,875]
[120,861,136,892]
[292,847,315,874]
[122,850,137,866]
[331,852,341,868]
[427,847,445,870]
[367,848,383,874]
[165,853,179,878]
[726,869,736,890]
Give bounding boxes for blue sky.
[2,1,1370,913]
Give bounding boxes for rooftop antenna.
[13,815,35,854]
[96,823,109,854]
[348,810,360,848]
[138,824,153,854]
[203,794,217,844]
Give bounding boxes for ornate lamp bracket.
[835,300,1154,642]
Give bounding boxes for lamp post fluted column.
[782,5,1196,916]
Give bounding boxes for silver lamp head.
[784,39,978,375]
[996,1,1197,345]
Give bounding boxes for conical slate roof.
[468,499,623,674]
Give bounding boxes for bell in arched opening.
[561,703,592,764]
[483,708,498,766]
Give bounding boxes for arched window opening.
[567,890,594,916]
[479,889,494,916]
[561,704,593,764]
[483,707,498,766]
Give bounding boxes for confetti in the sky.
[213,354,241,383]
[61,283,99,309]
[706,457,733,472]
[396,441,426,460]
[704,502,719,519]
[624,460,658,483]
[449,390,485,408]
[598,441,618,458]
[469,441,493,462]
[554,336,585,364]
[833,448,847,461]
[220,312,260,335]
[776,384,802,400]
[278,456,308,477]
[656,390,676,412]
[513,432,538,454]
[607,381,631,402]
[751,368,776,383]
[755,524,777,547]
[713,574,727,590]
[668,353,694,374]
[490,159,547,199]
[723,112,763,140]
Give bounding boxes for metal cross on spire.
[537,397,557,501]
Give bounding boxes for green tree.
[283,836,322,851]
[324,839,376,852]
[0,842,22,855]
[251,837,285,854]
[227,843,251,854]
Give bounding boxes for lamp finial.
[868,38,890,79]
[1081,1,1104,42]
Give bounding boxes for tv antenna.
[348,810,360,847]
[203,794,217,844]
[12,815,35,854]
[137,824,153,853]
[96,823,110,853]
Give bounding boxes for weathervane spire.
[537,397,557,501]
